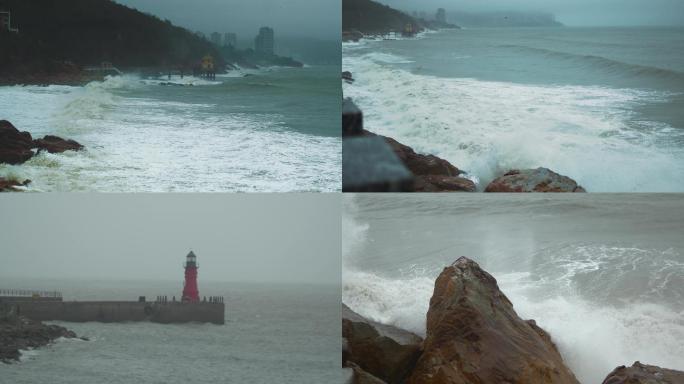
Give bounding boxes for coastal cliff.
[343,0,423,39]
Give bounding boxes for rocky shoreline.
[0,309,80,364]
[342,71,586,192]
[342,257,684,384]
[0,120,84,191]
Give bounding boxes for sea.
[0,65,341,192]
[0,278,341,384]
[342,27,684,192]
[343,194,684,383]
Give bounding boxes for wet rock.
[0,310,78,363]
[348,362,389,384]
[0,177,31,192]
[485,167,586,192]
[343,303,423,384]
[343,71,355,83]
[33,135,84,154]
[602,361,684,384]
[408,257,580,384]
[414,175,476,192]
[0,120,34,165]
[362,129,474,192]
[381,136,460,178]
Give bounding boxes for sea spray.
[343,28,684,192]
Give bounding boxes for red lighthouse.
[182,251,200,302]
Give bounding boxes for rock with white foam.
[408,257,580,384]
[485,167,585,192]
[343,303,423,384]
[602,361,684,384]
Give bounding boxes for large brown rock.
[33,135,84,154]
[408,257,580,384]
[343,303,423,384]
[602,361,684,384]
[414,175,476,192]
[0,120,34,164]
[485,168,586,192]
[362,129,474,192]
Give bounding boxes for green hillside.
[0,0,226,83]
[343,0,421,35]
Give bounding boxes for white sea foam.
[342,206,684,383]
[343,50,684,192]
[0,72,341,191]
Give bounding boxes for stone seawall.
[1,301,225,325]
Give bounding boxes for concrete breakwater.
[0,295,225,325]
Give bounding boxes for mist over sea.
[343,194,684,383]
[0,278,341,384]
[0,65,341,192]
[343,27,684,192]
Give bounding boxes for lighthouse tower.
[181,251,200,302]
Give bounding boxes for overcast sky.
[114,0,340,40]
[378,0,684,26]
[0,194,340,285]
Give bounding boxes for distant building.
[254,26,274,55]
[0,10,18,33]
[436,8,447,23]
[224,32,237,48]
[210,32,222,46]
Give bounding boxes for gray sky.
[114,0,340,40]
[379,0,684,26]
[0,194,340,285]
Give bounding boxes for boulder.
[602,361,684,384]
[407,257,580,384]
[33,135,84,154]
[0,120,34,165]
[485,168,586,192]
[414,175,476,192]
[382,136,460,178]
[343,303,423,384]
[343,71,355,83]
[361,129,474,192]
[0,177,31,192]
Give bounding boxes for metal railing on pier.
[0,289,62,298]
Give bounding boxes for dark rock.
[33,135,84,154]
[0,309,78,364]
[0,120,35,165]
[602,361,684,384]
[343,303,423,384]
[361,130,474,192]
[407,257,580,384]
[348,362,389,384]
[485,167,586,192]
[343,71,355,83]
[381,135,460,177]
[414,175,476,192]
[0,178,31,192]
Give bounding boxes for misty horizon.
[375,0,684,27]
[114,0,341,41]
[0,195,341,285]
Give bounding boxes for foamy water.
[0,66,341,192]
[342,194,684,383]
[343,27,684,192]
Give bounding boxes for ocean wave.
[498,44,684,83]
[342,52,684,191]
